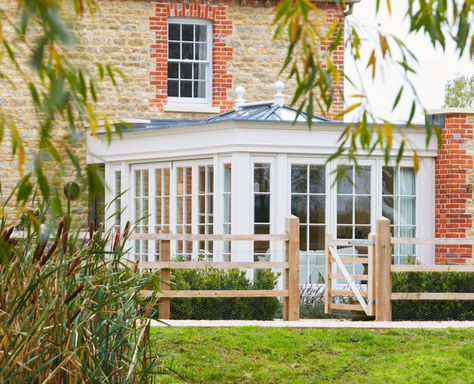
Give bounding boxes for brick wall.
[434,111,474,263]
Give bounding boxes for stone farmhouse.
[1,1,474,284]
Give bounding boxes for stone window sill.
[164,104,220,114]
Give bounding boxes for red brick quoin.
[149,2,233,113]
[435,113,474,263]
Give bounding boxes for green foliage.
[0,0,125,213]
[392,272,474,320]
[0,197,159,382]
[444,74,474,108]
[274,0,474,172]
[148,267,281,320]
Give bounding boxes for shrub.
[0,215,159,383]
[392,272,474,320]
[149,267,281,320]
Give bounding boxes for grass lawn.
[152,327,474,383]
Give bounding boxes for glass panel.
[185,196,192,223]
[400,168,415,195]
[168,23,180,40]
[177,198,183,224]
[164,169,170,195]
[208,166,214,193]
[355,196,371,224]
[207,196,213,223]
[291,195,307,223]
[291,164,307,193]
[193,63,206,79]
[199,195,205,224]
[309,195,325,224]
[168,62,178,78]
[400,197,416,225]
[254,163,270,192]
[181,43,193,60]
[337,226,352,239]
[382,167,394,195]
[355,166,370,194]
[224,164,231,192]
[194,81,206,98]
[177,168,184,194]
[195,25,207,41]
[254,195,270,223]
[382,196,394,222]
[223,195,231,222]
[355,226,371,239]
[309,165,325,193]
[168,80,178,97]
[156,169,162,195]
[299,225,307,250]
[181,63,192,79]
[337,166,352,194]
[185,168,192,194]
[195,43,207,60]
[309,226,325,251]
[337,195,353,224]
[168,42,180,59]
[180,81,192,97]
[182,24,194,41]
[199,166,205,193]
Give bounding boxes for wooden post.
[375,217,392,321]
[324,232,332,314]
[283,216,300,321]
[158,238,171,320]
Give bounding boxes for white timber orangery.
[87,82,437,284]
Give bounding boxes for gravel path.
[150,319,474,329]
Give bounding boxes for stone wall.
[0,0,346,223]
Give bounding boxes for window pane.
[291,164,307,193]
[309,195,325,224]
[309,226,325,251]
[224,195,231,222]
[355,166,370,194]
[309,165,325,193]
[382,167,394,195]
[337,226,352,239]
[254,163,270,192]
[194,81,206,98]
[400,197,416,225]
[337,166,352,194]
[180,81,192,97]
[182,24,194,41]
[224,164,231,192]
[168,42,180,59]
[337,195,353,224]
[156,169,162,195]
[254,195,270,223]
[299,225,307,250]
[181,62,192,79]
[355,226,371,239]
[195,24,207,41]
[199,166,205,193]
[291,195,307,223]
[195,43,207,60]
[168,62,178,78]
[382,196,394,222]
[168,80,178,97]
[168,23,180,40]
[193,63,206,79]
[355,196,371,224]
[182,43,193,60]
[400,168,415,195]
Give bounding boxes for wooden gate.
[324,232,376,316]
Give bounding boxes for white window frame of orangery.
[104,152,435,276]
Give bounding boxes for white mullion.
[149,168,156,262]
[191,165,198,259]
[170,164,177,258]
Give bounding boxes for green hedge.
[145,268,281,320]
[392,272,474,320]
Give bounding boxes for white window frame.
[167,18,213,106]
[287,157,328,284]
[251,157,276,262]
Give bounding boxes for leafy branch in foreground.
[0,0,124,215]
[274,0,473,175]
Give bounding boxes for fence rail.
[137,216,300,321]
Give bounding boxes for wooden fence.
[131,216,300,321]
[374,217,474,321]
